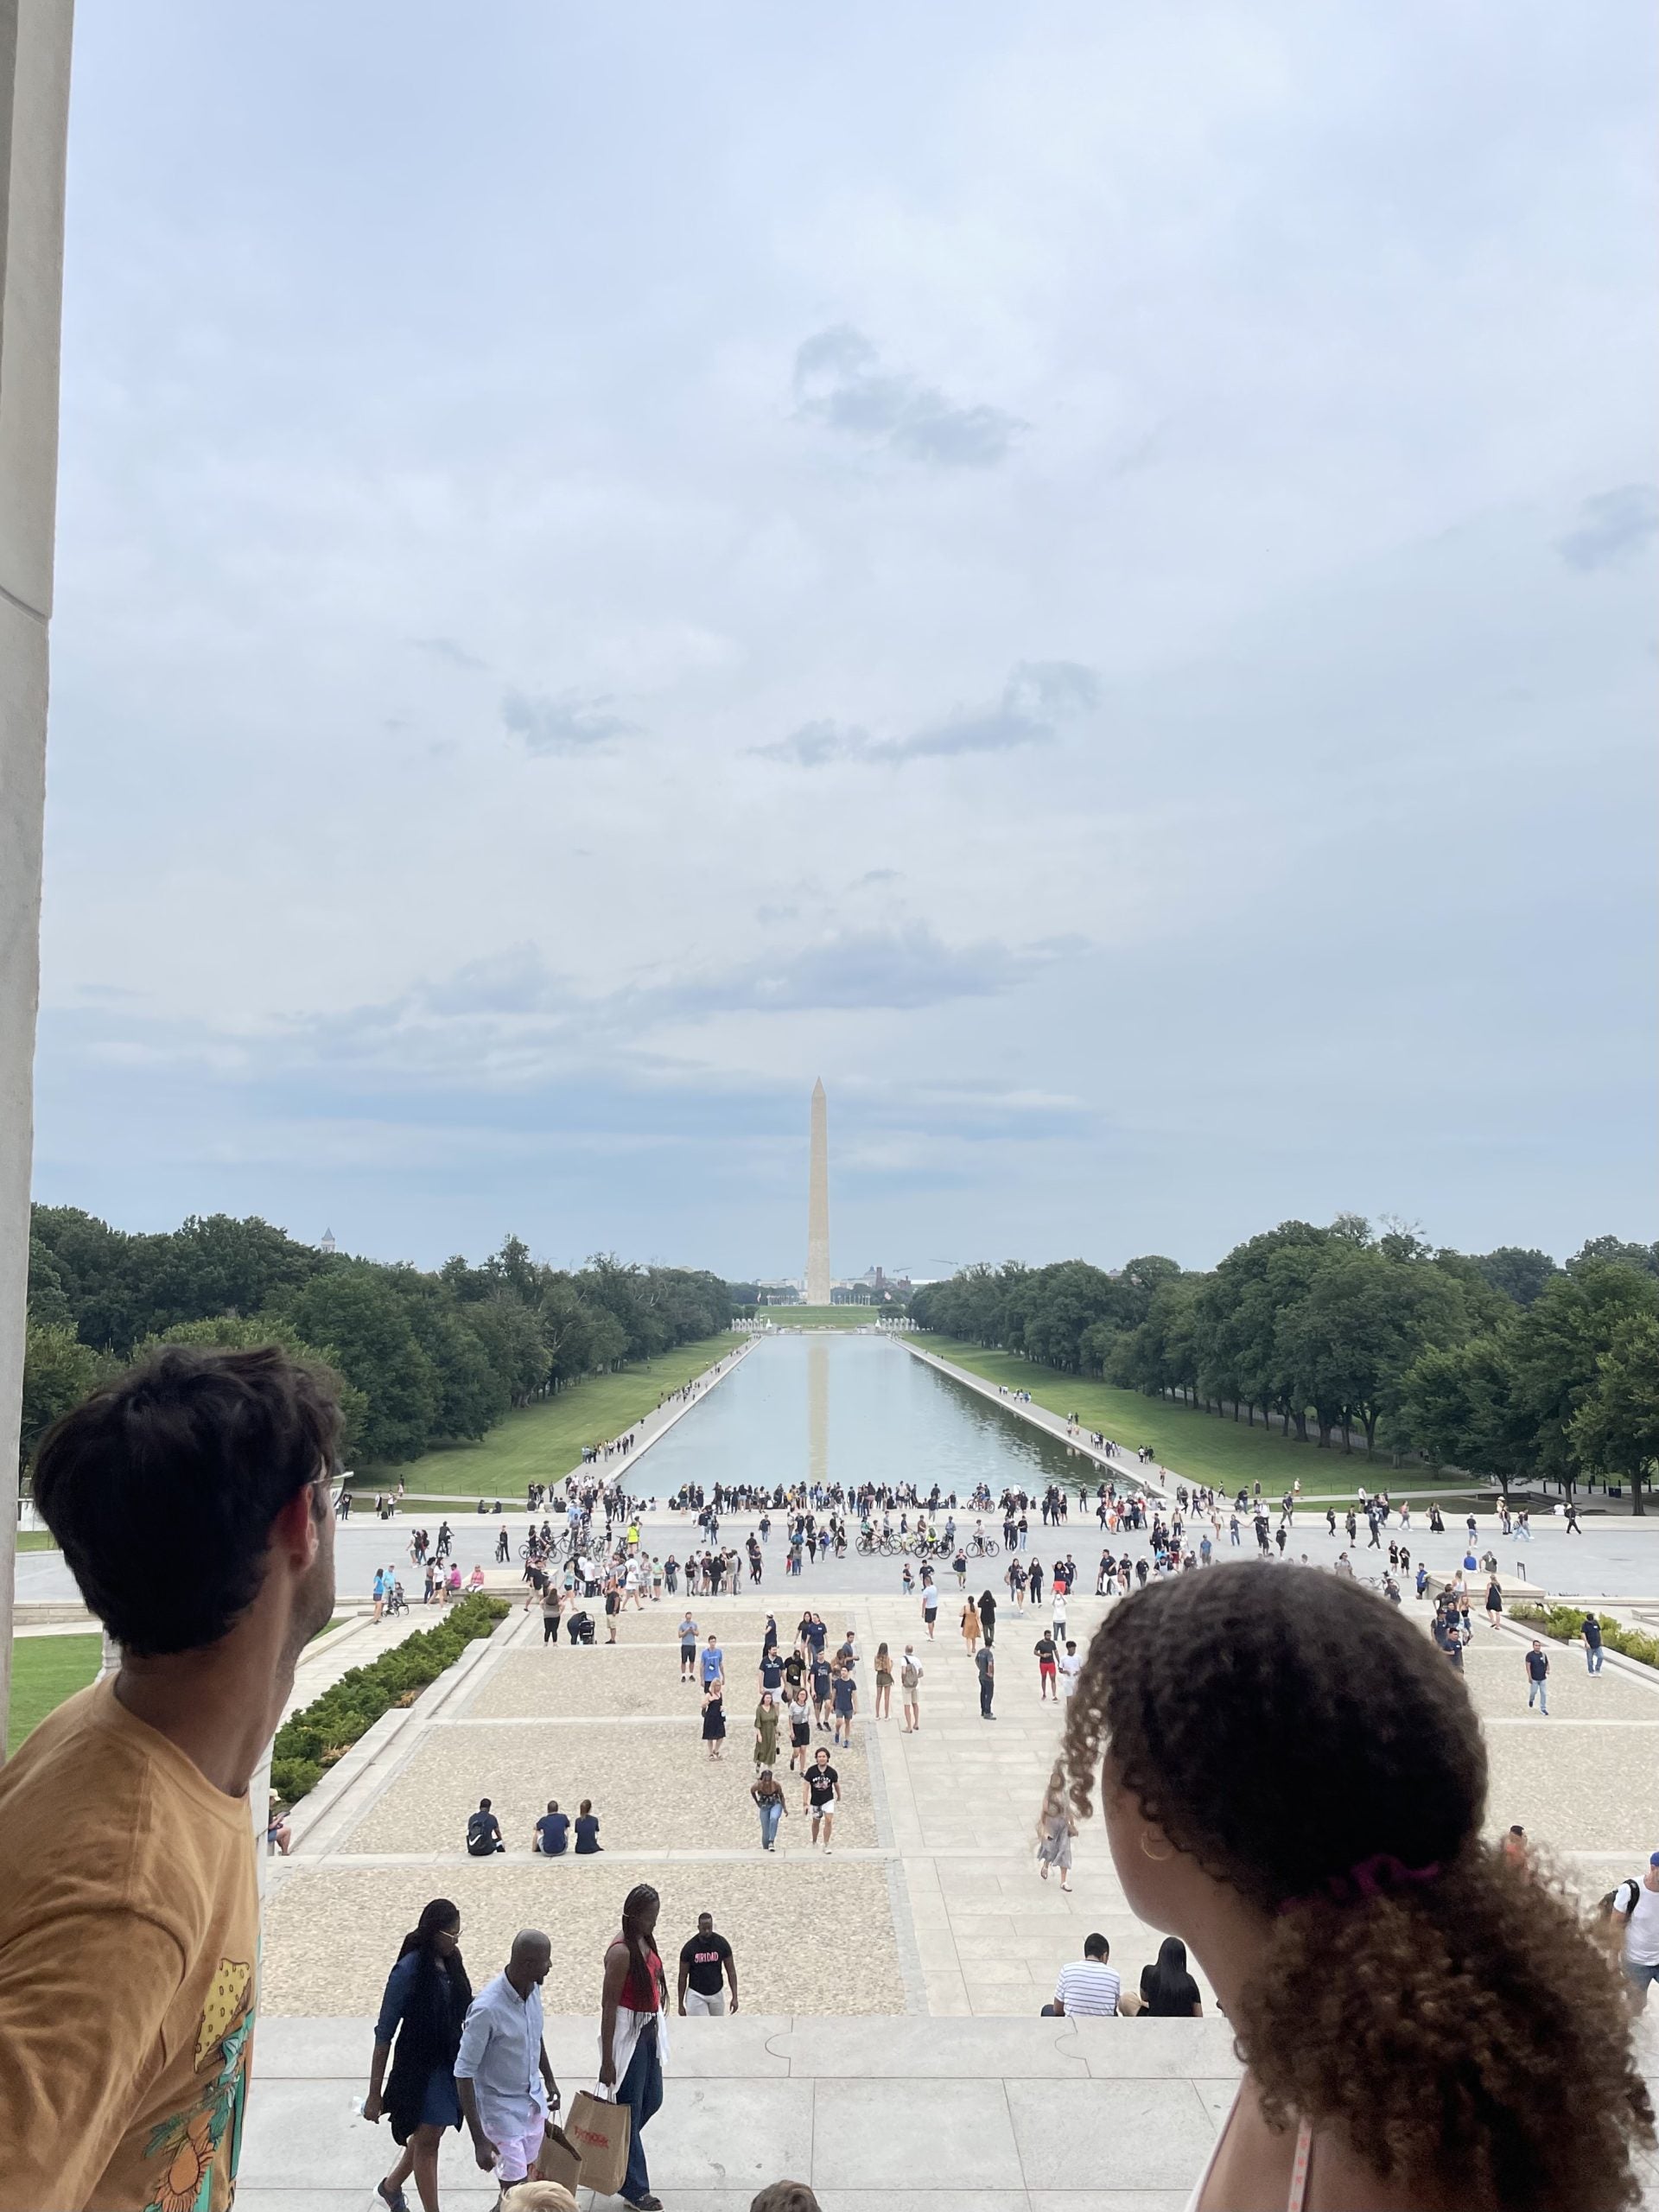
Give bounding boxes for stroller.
[566,1610,595,1645]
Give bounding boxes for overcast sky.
[33,1,1657,1282]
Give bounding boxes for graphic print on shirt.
[142,1956,254,2212]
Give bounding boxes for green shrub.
[1510,1602,1659,1672]
[272,1593,507,1808]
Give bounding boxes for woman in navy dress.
[363,1897,471,2212]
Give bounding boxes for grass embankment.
[1511,1604,1659,1672]
[749,1306,887,1330]
[7,1633,101,1746]
[917,1335,1456,1500]
[15,1532,59,1552]
[272,1592,508,1804]
[381,1332,741,1499]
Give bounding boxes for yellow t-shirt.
[0,1676,258,2211]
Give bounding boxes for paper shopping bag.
[533,2119,584,2196]
[565,2088,631,2196]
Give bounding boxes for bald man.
[456,1929,561,2189]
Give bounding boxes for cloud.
[66,925,1080,1109]
[1556,486,1659,573]
[755,661,1099,768]
[792,324,1025,467]
[753,718,870,766]
[672,924,1073,1015]
[414,636,488,671]
[502,688,640,753]
[880,660,1101,760]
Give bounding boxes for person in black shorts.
[804,1747,839,1853]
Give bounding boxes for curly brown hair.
[1059,1563,1654,2212]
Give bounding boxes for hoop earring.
[1141,1832,1174,1864]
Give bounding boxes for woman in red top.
[600,1884,667,2210]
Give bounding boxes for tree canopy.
[912,1216,1659,1503]
[22,1208,736,1472]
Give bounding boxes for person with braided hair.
[600,1883,669,2209]
[1058,1562,1654,2212]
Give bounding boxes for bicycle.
[966,1535,1001,1559]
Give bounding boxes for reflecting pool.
[639,1332,1095,1498]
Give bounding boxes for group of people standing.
[368,1889,671,2212]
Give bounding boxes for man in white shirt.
[1614,1852,1659,2008]
[1041,1932,1121,2017]
[1057,1639,1082,1700]
[455,1929,560,2187]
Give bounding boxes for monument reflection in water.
[645,1332,1089,1498]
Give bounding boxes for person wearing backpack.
[899,1644,923,1733]
[1611,1854,1659,2007]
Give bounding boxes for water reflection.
[643,1333,1090,1497]
[807,1336,830,1490]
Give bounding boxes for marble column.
[0,0,75,1757]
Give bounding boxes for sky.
[31,1,1659,1284]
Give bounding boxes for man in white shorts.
[455,1929,559,2190]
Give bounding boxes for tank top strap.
[1287,2116,1314,2211]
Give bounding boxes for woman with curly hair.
[1058,1563,1653,2212]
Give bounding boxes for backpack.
[1601,1877,1642,1921]
[901,1656,921,1688]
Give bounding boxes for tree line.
[22,1209,734,1472]
[910,1221,1659,1504]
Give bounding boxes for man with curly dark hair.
[1058,1561,1654,2212]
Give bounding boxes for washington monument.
[805,1078,831,1305]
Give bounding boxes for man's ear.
[272,1481,321,1567]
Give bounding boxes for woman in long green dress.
[753,1688,781,1769]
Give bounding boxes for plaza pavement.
[244,1560,1659,2203]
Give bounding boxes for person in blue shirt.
[533,1800,569,1856]
[372,1566,386,1624]
[699,1635,724,1688]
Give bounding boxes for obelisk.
[805,1077,831,1305]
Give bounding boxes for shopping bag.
[565,2087,631,2196]
[534,2119,583,2196]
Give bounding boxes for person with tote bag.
[571,1883,670,2209]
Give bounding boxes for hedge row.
[272,1593,509,1805]
[1509,1601,1659,1673]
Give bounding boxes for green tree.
[280,1268,442,1464]
[19,1321,102,1470]
[1509,1262,1659,1487]
[1274,1249,1468,1453]
[1568,1236,1659,1280]
[1569,1313,1659,1515]
[1471,1247,1559,1307]
[462,1296,550,1406]
[1395,1332,1536,1493]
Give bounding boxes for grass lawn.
[8,1633,101,1745]
[748,1306,889,1329]
[918,1336,1459,1499]
[14,1531,59,1552]
[380,1332,742,1498]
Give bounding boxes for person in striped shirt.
[1041,1933,1121,2016]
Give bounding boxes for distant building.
[319,1229,337,1255]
